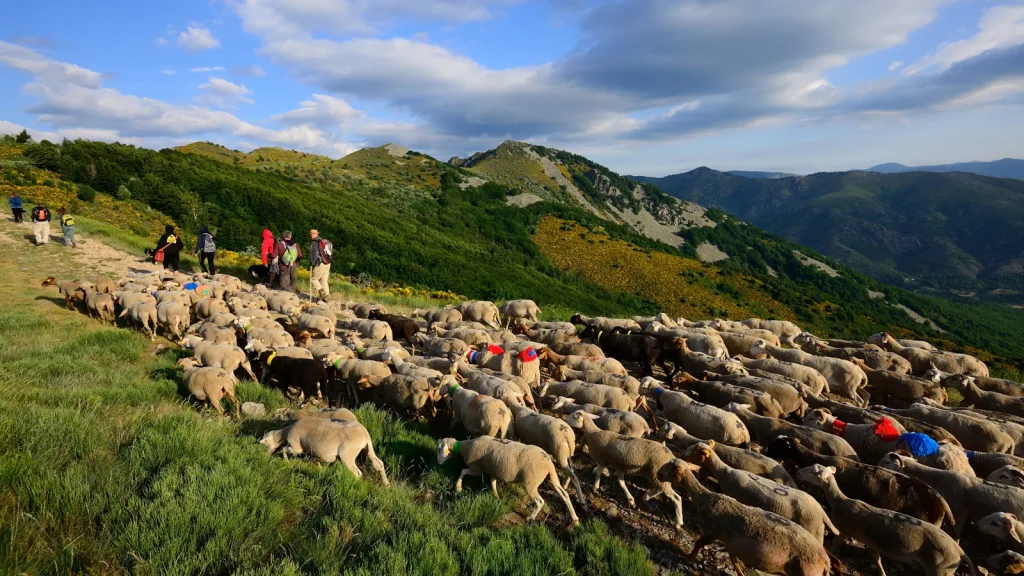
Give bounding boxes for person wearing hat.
[30,201,51,245]
[58,206,77,248]
[309,229,333,302]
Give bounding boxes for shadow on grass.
[238,417,284,440]
[33,294,77,310]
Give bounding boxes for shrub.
[76,184,97,202]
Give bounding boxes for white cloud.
[232,64,266,77]
[178,25,221,52]
[903,4,1024,75]
[161,69,176,76]
[0,41,355,156]
[189,66,226,73]
[888,60,904,72]
[155,37,169,47]
[198,77,254,106]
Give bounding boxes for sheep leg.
[686,533,714,561]
[615,472,636,507]
[729,556,746,576]
[490,478,499,499]
[364,443,390,487]
[642,484,664,502]
[455,468,476,492]
[547,473,580,525]
[564,462,585,505]
[343,457,362,479]
[872,552,886,576]
[592,466,605,490]
[526,486,545,521]
[243,362,257,381]
[665,486,683,530]
[226,388,240,419]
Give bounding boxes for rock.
[241,402,266,418]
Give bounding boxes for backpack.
[202,233,215,253]
[280,241,298,266]
[317,238,333,264]
[166,234,177,245]
[60,214,75,227]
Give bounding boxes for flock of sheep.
[43,270,1024,576]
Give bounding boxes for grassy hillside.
[634,168,1024,301]
[0,220,654,575]
[6,137,1024,366]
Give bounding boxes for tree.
[15,129,31,144]
[116,184,132,200]
[23,140,61,171]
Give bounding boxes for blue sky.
[1,0,1022,176]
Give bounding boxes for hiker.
[31,202,51,245]
[194,225,216,275]
[58,207,77,248]
[271,230,302,293]
[309,229,333,302]
[154,224,184,271]
[260,229,276,287]
[8,192,24,223]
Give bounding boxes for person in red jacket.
[260,229,276,287]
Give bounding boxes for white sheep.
[507,404,584,503]
[437,437,578,525]
[296,313,335,339]
[119,301,158,340]
[181,336,257,380]
[156,301,190,339]
[443,385,512,439]
[751,340,867,405]
[639,378,750,446]
[260,418,389,485]
[454,301,501,328]
[499,299,541,325]
[550,397,651,438]
[740,318,802,346]
[194,297,230,319]
[176,357,240,419]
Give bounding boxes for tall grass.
[0,221,654,575]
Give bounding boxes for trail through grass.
[0,218,655,575]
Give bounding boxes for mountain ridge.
[865,157,1024,180]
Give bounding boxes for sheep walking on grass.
[176,357,240,419]
[436,436,578,526]
[261,418,389,486]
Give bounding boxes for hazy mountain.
[866,158,1024,180]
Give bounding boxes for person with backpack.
[193,225,216,275]
[154,224,184,271]
[58,207,77,248]
[271,230,302,293]
[31,202,51,245]
[8,192,24,223]
[309,229,333,302]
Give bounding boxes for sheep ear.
[826,466,836,475]
[706,439,716,450]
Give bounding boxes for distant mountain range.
[866,158,1024,180]
[727,170,800,179]
[632,167,1024,301]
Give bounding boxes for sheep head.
[801,408,833,430]
[565,410,591,430]
[986,551,1024,575]
[436,438,458,464]
[638,376,662,394]
[989,466,1024,490]
[877,452,906,471]
[179,334,203,349]
[657,422,685,441]
[682,442,716,467]
[656,458,696,484]
[795,464,837,489]
[748,339,770,357]
[258,429,284,455]
[922,366,948,383]
[977,512,1022,544]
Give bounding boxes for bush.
[116,184,132,200]
[76,184,97,202]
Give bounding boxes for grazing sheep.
[204,311,238,328]
[946,375,1024,418]
[442,385,512,439]
[411,307,462,327]
[569,313,641,333]
[566,410,686,530]
[797,464,973,576]
[550,397,651,438]
[740,318,802,346]
[765,437,953,527]
[851,359,947,405]
[181,337,256,380]
[253,349,329,403]
[734,356,830,396]
[82,275,116,294]
[113,290,157,311]
[988,465,1024,489]
[42,277,87,309]
[546,341,605,359]
[670,464,831,576]
[176,357,240,419]
[350,303,386,319]
[686,442,837,545]
[260,418,388,485]
[751,340,868,405]
[725,403,858,459]
[871,333,989,377]
[301,337,354,362]
[704,372,808,417]
[552,366,640,399]
[539,348,627,376]
[296,407,358,422]
[244,328,294,350]
[587,329,688,377]
[711,320,782,347]
[499,299,540,325]
[507,404,584,503]
[456,364,529,408]
[926,367,1024,398]
[647,323,728,359]
[85,291,116,324]
[986,550,1024,575]
[882,404,1016,454]
[326,357,392,401]
[156,301,190,339]
[964,451,1024,478]
[374,374,441,414]
[879,451,1024,538]
[467,348,542,391]
[541,380,634,411]
[794,332,881,351]
[431,327,493,347]
[675,351,748,378]
[119,301,158,340]
[659,422,795,486]
[800,409,934,466]
[976,512,1024,554]
[717,330,774,358]
[436,437,577,525]
[404,355,457,374]
[512,324,579,346]
[410,334,470,357]
[367,310,420,344]
[640,379,750,446]
[454,301,501,328]
[193,297,229,320]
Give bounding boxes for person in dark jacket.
[31,202,51,245]
[194,225,216,275]
[270,230,302,293]
[8,192,24,223]
[155,224,184,271]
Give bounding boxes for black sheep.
[252,349,330,405]
[367,309,421,344]
[765,436,954,529]
[583,326,687,376]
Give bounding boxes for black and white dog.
[248,264,270,284]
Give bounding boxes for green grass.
[0,222,654,575]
